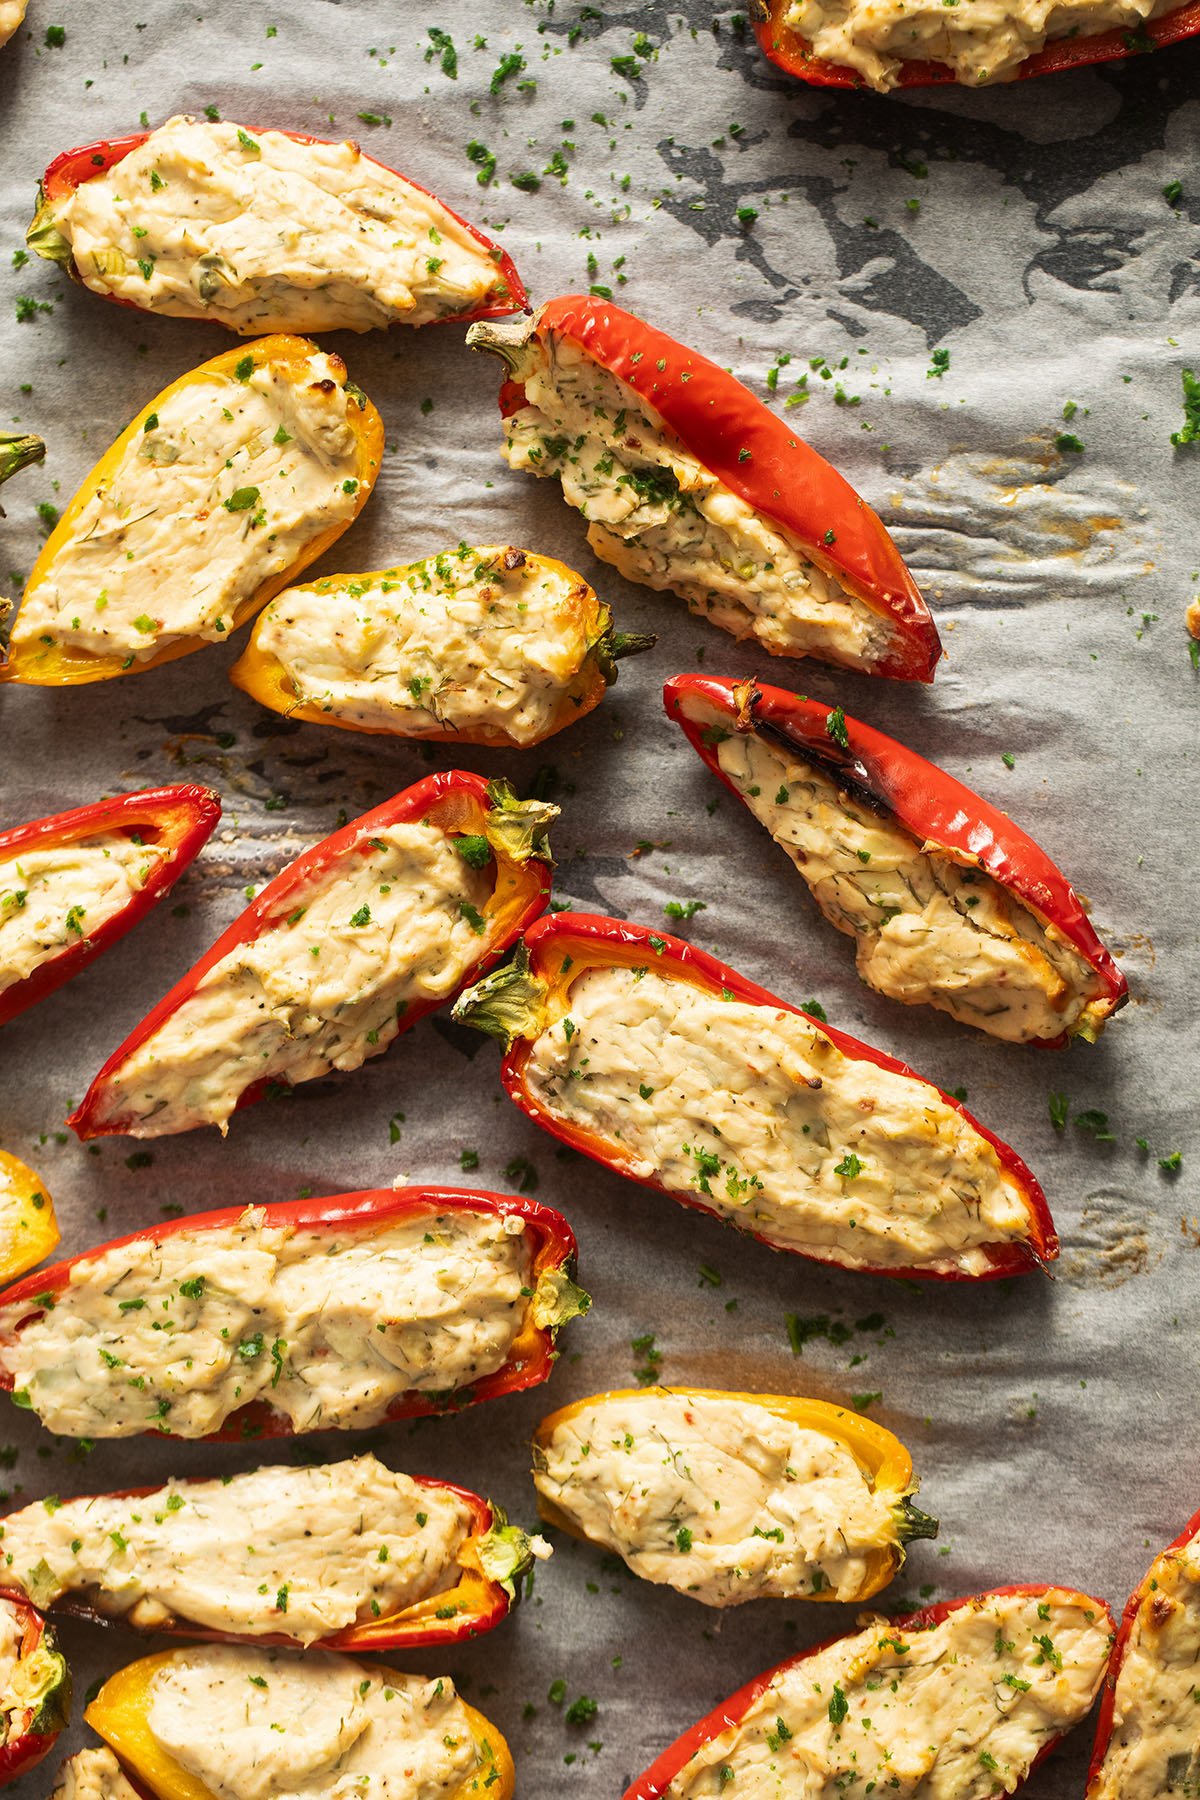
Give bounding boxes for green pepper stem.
[0,432,46,490]
[465,314,536,372]
[894,1493,940,1545]
[451,941,549,1048]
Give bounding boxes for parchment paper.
[1,5,1199,1794]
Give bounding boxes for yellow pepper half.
[86,1651,515,1800]
[1,335,383,686]
[0,1149,60,1285]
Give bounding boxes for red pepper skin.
[752,0,1200,85]
[0,785,220,1030]
[1086,1502,1200,1791]
[490,913,1056,1280]
[0,1597,70,1784]
[36,129,527,325]
[496,296,940,683]
[0,1185,581,1439]
[68,770,550,1140]
[664,673,1127,1047]
[626,1583,1114,1800]
[6,1477,515,1652]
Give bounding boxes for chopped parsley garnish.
[828,1682,849,1725]
[1171,369,1200,447]
[825,705,849,750]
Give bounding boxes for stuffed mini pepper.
[86,1647,512,1800]
[666,674,1126,1047]
[231,544,654,748]
[69,772,553,1140]
[628,1585,1111,1798]
[0,1186,587,1441]
[1,335,382,686]
[1087,1503,1200,1797]
[0,785,220,1029]
[0,1453,544,1650]
[468,296,939,682]
[454,913,1055,1280]
[0,1595,70,1784]
[751,0,1200,92]
[533,1387,935,1605]
[27,115,525,334]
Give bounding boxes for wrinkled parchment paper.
[2,5,1199,1793]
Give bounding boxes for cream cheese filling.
[522,966,1032,1273]
[0,0,27,48]
[11,347,360,665]
[502,334,894,670]
[0,831,168,999]
[782,0,1177,88]
[147,1648,481,1800]
[50,1750,142,1800]
[85,820,493,1137]
[254,546,597,745]
[46,115,510,334]
[1088,1526,1200,1799]
[0,1204,533,1438]
[666,1589,1110,1799]
[534,1390,898,1604]
[0,1454,472,1644]
[715,727,1104,1043]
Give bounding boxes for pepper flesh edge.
[625,1582,1115,1800]
[0,785,221,1029]
[751,0,1200,85]
[479,912,1057,1280]
[67,770,550,1140]
[664,672,1127,1046]
[0,1185,583,1437]
[533,1385,926,1602]
[31,127,528,326]
[0,335,384,687]
[84,1650,515,1800]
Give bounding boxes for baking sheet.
[2,4,1199,1793]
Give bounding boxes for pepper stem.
[593,624,657,686]
[465,314,537,372]
[25,189,72,268]
[894,1493,940,1545]
[531,1264,592,1332]
[474,1504,547,1600]
[452,940,549,1048]
[0,432,46,490]
[484,779,558,867]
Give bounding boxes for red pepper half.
[1087,1502,1200,1795]
[2,1473,538,1653]
[665,673,1127,1047]
[627,1584,1113,1800]
[27,127,526,327]
[751,0,1200,86]
[0,1595,70,1785]
[0,1185,587,1440]
[0,785,221,1030]
[468,295,940,683]
[68,771,553,1140]
[452,912,1056,1280]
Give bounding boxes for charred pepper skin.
[749,0,1200,86]
[0,785,221,1029]
[664,672,1127,1047]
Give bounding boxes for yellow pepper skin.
[86,1651,515,1800]
[229,546,653,749]
[1,335,383,687]
[533,1386,935,1604]
[0,1149,60,1285]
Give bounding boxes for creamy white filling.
[0,830,167,999]
[253,545,599,745]
[0,1454,472,1644]
[0,0,27,48]
[147,1648,482,1800]
[535,1390,898,1604]
[48,116,511,334]
[0,1204,533,1438]
[782,0,1176,88]
[715,727,1104,1044]
[523,966,1031,1273]
[85,821,493,1137]
[1088,1527,1200,1799]
[12,348,361,664]
[502,335,893,670]
[50,1750,141,1800]
[667,1589,1110,1799]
